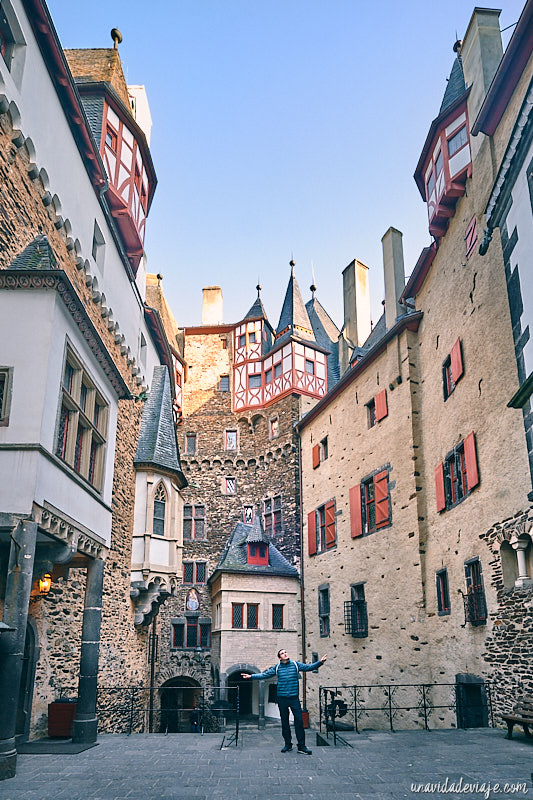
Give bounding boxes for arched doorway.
[227,670,253,717]
[159,677,202,733]
[16,618,38,742]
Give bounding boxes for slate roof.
[212,518,298,578]
[275,265,315,345]
[134,365,186,484]
[439,57,467,114]
[349,313,387,365]
[306,295,341,387]
[9,235,58,270]
[244,289,269,321]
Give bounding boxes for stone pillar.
[258,681,265,729]
[0,520,38,780]
[72,558,105,744]
[510,536,533,588]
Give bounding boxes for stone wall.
[0,106,151,736]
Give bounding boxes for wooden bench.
[502,698,533,740]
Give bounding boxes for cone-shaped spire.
[244,283,268,321]
[275,260,315,343]
[439,55,467,114]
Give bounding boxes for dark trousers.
[277,695,305,748]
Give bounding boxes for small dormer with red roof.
[414,49,472,239]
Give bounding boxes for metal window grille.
[272,604,283,629]
[247,604,258,629]
[344,600,368,637]
[186,618,198,647]
[183,563,194,584]
[232,604,243,628]
[195,563,206,584]
[463,586,487,626]
[200,623,211,648]
[153,484,166,536]
[172,623,184,648]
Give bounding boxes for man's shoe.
[281,744,293,753]
[297,746,312,755]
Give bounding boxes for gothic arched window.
[153,483,166,537]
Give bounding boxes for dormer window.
[248,542,268,565]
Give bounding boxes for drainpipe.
[297,433,307,709]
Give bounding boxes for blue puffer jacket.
[250,659,323,696]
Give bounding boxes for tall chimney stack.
[202,286,223,325]
[382,227,405,331]
[339,259,371,374]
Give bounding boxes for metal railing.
[57,685,241,746]
[319,682,494,745]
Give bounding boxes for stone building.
[298,5,533,728]
[0,0,182,779]
[149,271,344,724]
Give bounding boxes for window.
[462,559,487,626]
[436,569,451,615]
[219,375,230,391]
[265,368,273,384]
[264,495,282,536]
[55,348,108,490]
[426,171,436,199]
[221,338,228,350]
[312,437,328,468]
[442,338,464,400]
[172,618,211,649]
[183,562,206,584]
[91,221,105,271]
[274,362,282,379]
[239,334,246,348]
[435,432,479,512]
[185,433,197,455]
[232,603,244,628]
[225,430,237,450]
[272,604,284,630]
[0,5,16,70]
[249,332,256,344]
[305,359,315,375]
[367,389,387,428]
[196,562,207,584]
[318,586,330,637]
[308,500,336,555]
[105,125,118,153]
[183,562,194,584]
[344,584,368,637]
[448,126,468,157]
[153,483,166,536]
[225,477,236,495]
[349,469,391,539]
[247,603,259,629]
[0,367,13,425]
[248,373,261,389]
[243,505,254,524]
[247,542,268,565]
[435,150,443,177]
[269,417,279,439]
[183,505,206,540]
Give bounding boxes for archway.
[159,677,202,733]
[227,670,253,717]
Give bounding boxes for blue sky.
[47,0,525,330]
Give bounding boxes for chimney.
[202,286,223,325]
[339,259,371,374]
[382,227,405,331]
[461,8,503,157]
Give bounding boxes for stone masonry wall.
[157,328,302,690]
[1,107,151,735]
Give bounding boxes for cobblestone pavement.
[3,728,532,800]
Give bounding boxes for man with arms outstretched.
[242,649,327,755]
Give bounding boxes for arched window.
[153,483,166,537]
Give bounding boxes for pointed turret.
[244,284,269,322]
[275,260,315,344]
[305,280,341,388]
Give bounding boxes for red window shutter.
[312,443,320,469]
[450,338,463,384]
[435,463,446,512]
[374,470,390,527]
[307,510,317,556]
[349,484,363,537]
[464,431,479,490]
[325,500,336,549]
[375,389,388,422]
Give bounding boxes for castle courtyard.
[3,728,532,800]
